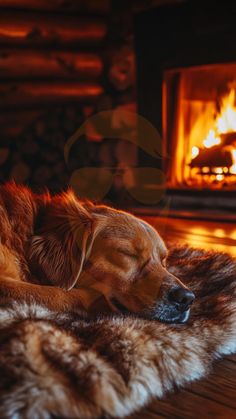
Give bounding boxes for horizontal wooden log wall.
[0,0,108,138]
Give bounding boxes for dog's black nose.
[168,287,195,307]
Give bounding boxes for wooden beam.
[0,82,103,107]
[0,12,107,46]
[0,50,103,79]
[0,0,110,14]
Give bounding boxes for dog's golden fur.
[0,183,235,417]
[0,182,193,323]
[0,246,235,418]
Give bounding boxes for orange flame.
[202,129,221,148]
[217,89,236,133]
[230,149,236,174]
[192,88,236,176]
[163,65,236,189]
[201,89,236,148]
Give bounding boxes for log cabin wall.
[0,0,177,205]
[0,0,136,202]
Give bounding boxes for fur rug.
[0,246,235,419]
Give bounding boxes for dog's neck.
[0,183,37,250]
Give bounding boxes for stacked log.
[0,104,95,190]
[0,0,108,191]
[0,0,137,203]
[0,12,107,46]
[0,82,103,108]
[0,8,106,110]
[0,50,103,79]
[0,0,110,14]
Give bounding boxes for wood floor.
[143,215,236,257]
[130,215,236,419]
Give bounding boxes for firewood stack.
[0,0,107,192]
[0,0,137,201]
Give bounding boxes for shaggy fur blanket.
[0,246,235,419]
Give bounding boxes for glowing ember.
[214,168,223,174]
[191,146,199,158]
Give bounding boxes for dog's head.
[29,192,195,324]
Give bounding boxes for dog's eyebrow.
[101,226,135,239]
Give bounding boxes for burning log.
[190,145,233,168]
[220,132,236,147]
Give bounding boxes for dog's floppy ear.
[28,191,96,290]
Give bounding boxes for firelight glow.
[201,88,236,152]
[191,87,236,181]
[217,89,236,134]
[230,149,236,174]
[202,129,221,148]
[191,146,199,158]
[164,64,236,189]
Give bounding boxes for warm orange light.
[203,129,221,148]
[214,168,223,174]
[164,64,236,190]
[230,149,236,174]
[201,89,236,152]
[191,146,199,158]
[191,87,236,180]
[217,89,236,133]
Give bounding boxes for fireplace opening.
[163,63,236,190]
[134,1,236,213]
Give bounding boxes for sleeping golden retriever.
[0,183,194,323]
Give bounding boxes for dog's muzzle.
[109,286,195,324]
[150,286,195,324]
[168,286,195,307]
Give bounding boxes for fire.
[230,149,236,174]
[217,89,236,133]
[201,88,236,149]
[163,64,236,190]
[202,129,221,148]
[191,87,236,182]
[191,146,199,158]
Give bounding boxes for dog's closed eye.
[117,248,138,259]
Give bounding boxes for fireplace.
[134,1,236,212]
[163,63,236,190]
